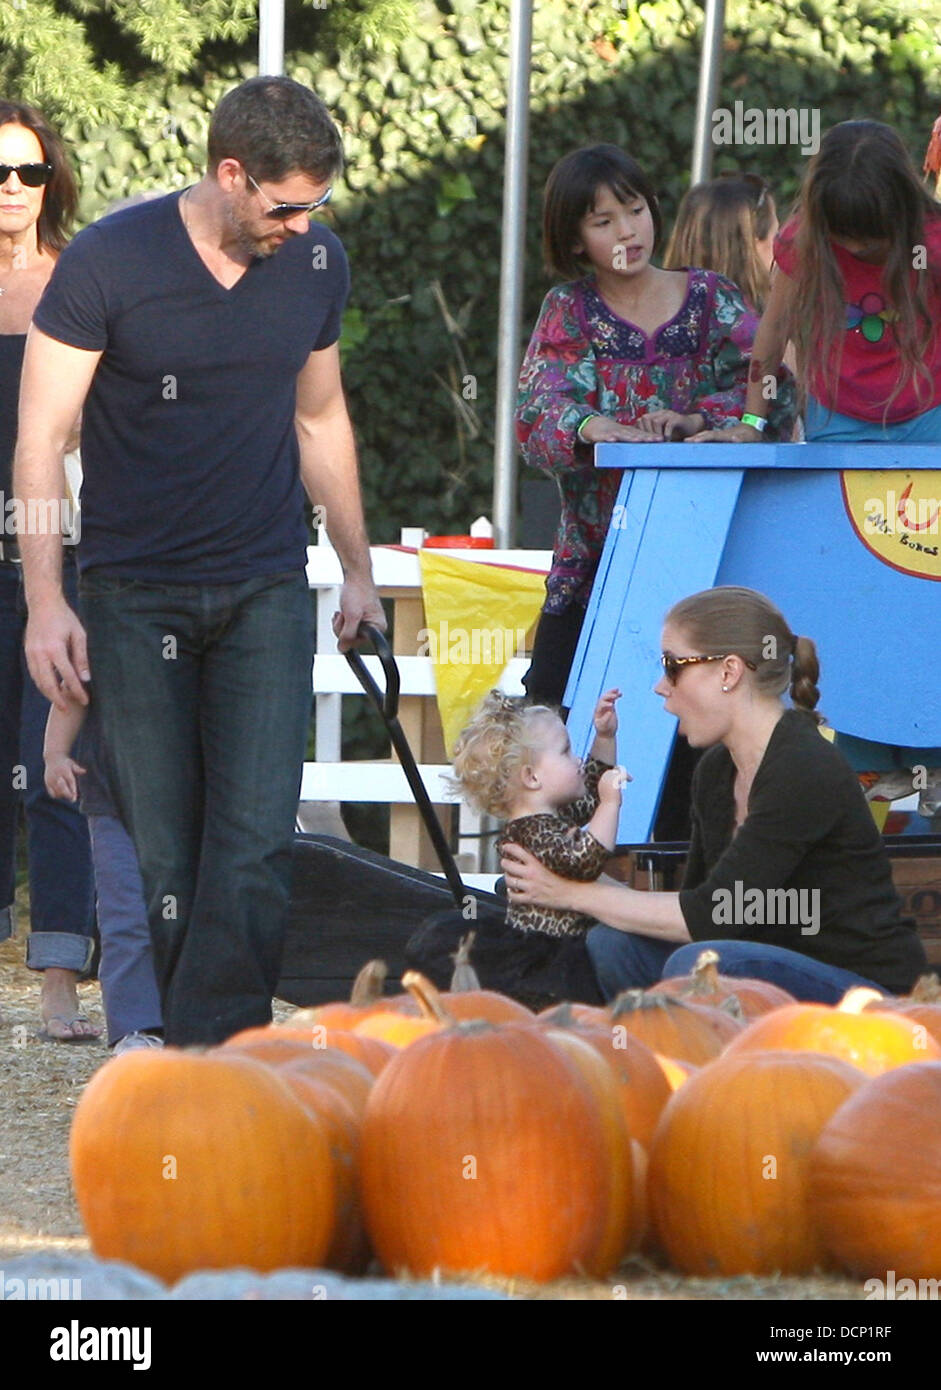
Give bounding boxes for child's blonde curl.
[449,691,560,818]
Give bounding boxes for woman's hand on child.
[687,422,766,443]
[501,842,577,910]
[593,687,621,737]
[637,410,704,441]
[578,416,659,444]
[44,755,86,802]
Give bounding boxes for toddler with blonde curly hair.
[451,688,628,938]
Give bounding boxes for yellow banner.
[418,551,547,753]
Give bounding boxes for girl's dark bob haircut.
[542,144,662,280]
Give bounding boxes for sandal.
[37,1014,103,1044]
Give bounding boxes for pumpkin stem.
[540,1001,575,1027]
[690,949,721,995]
[838,986,886,1014]
[611,989,692,1016]
[910,973,941,1002]
[350,959,388,1007]
[610,988,646,1014]
[718,993,745,1022]
[449,932,481,992]
[401,970,456,1025]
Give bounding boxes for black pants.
[521,603,586,709]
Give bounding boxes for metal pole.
[258,0,285,76]
[690,0,726,184]
[491,0,533,549]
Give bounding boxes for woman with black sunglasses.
[0,101,99,1040]
[501,585,926,1003]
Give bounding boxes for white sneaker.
[111,1031,164,1056]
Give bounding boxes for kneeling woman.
[501,586,927,1003]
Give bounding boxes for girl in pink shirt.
[703,120,941,442]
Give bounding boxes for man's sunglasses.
[246,171,332,220]
[660,652,757,685]
[0,162,54,188]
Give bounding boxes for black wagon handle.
[343,621,400,722]
[343,621,468,910]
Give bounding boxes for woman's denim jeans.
[585,926,893,1004]
[79,566,314,1045]
[0,554,96,970]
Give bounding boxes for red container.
[422,535,494,549]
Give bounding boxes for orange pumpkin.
[352,970,450,1047]
[649,948,796,1019]
[224,1023,395,1078]
[359,1021,613,1281]
[311,1029,396,1078]
[844,979,941,1052]
[723,1000,941,1076]
[537,1002,671,1149]
[288,960,391,1030]
[220,1044,377,1274]
[609,990,741,1066]
[69,1050,337,1284]
[653,1052,700,1092]
[223,1038,375,1115]
[275,1062,371,1274]
[541,1029,636,1276]
[537,1001,611,1028]
[648,1049,864,1275]
[808,1062,941,1281]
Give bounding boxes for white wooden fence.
[304,531,551,882]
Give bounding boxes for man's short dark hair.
[208,76,344,184]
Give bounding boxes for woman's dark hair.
[542,144,662,280]
[666,586,823,724]
[663,172,776,311]
[208,75,344,184]
[0,101,77,252]
[785,120,941,420]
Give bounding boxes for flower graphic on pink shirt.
[845,292,897,343]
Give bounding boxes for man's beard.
[225,199,282,259]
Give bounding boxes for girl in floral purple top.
[516,144,790,706]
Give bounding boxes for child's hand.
[637,410,703,441]
[578,416,659,445]
[598,766,631,804]
[593,688,621,738]
[44,754,86,802]
[687,422,765,443]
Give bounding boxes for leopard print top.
[497,758,612,938]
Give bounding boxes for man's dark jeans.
[79,567,314,1045]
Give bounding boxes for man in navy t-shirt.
[14,76,385,1045]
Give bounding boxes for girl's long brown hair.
[785,121,941,421]
[664,173,775,312]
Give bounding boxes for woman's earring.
[722,684,729,692]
